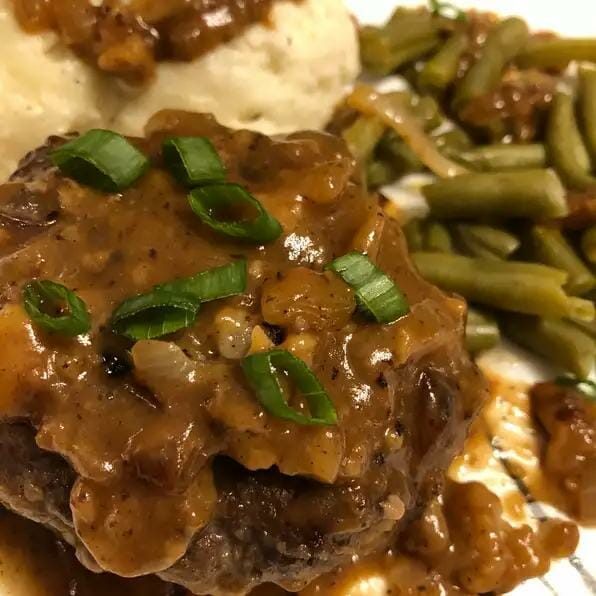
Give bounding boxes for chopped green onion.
[157,260,247,302]
[111,290,199,341]
[242,349,338,426]
[428,0,466,21]
[50,130,150,192]
[111,261,247,341]
[162,137,226,187]
[22,280,91,336]
[328,252,409,323]
[555,375,596,401]
[188,183,282,243]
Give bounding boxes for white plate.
[0,2,593,595]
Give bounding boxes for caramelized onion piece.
[0,305,45,417]
[347,84,468,178]
[132,340,197,405]
[261,267,355,332]
[0,183,59,227]
[213,307,254,359]
[71,468,216,576]
[531,381,596,524]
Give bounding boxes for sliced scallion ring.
[22,280,91,336]
[555,375,596,401]
[111,261,247,341]
[50,130,150,192]
[242,349,338,426]
[111,291,199,341]
[428,0,467,21]
[157,260,247,302]
[328,252,409,323]
[162,136,226,187]
[188,183,282,243]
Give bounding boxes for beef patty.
[0,111,486,594]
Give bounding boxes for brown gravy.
[0,375,587,596]
[300,376,591,596]
[0,507,176,596]
[12,0,293,82]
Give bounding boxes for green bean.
[349,84,469,178]
[403,220,425,251]
[581,225,596,265]
[453,17,530,109]
[424,221,453,252]
[456,227,503,260]
[366,160,397,189]
[501,315,595,378]
[411,95,443,131]
[432,125,473,152]
[419,29,469,91]
[579,65,596,164]
[377,92,442,132]
[465,308,500,354]
[381,38,440,74]
[378,132,424,174]
[423,169,568,220]
[546,91,596,191]
[360,13,441,75]
[342,116,386,163]
[568,317,596,341]
[412,252,594,321]
[487,261,568,284]
[449,144,546,171]
[529,226,595,296]
[456,224,520,258]
[519,38,596,69]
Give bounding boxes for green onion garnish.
[555,375,596,401]
[157,260,247,302]
[162,137,226,187]
[111,261,247,341]
[188,183,282,243]
[22,280,91,336]
[111,290,199,341]
[428,0,466,21]
[50,130,150,192]
[328,252,409,324]
[242,349,338,426]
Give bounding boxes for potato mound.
[0,0,359,180]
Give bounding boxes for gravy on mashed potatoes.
[0,0,359,180]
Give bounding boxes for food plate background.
[347,1,595,594]
[0,1,593,594]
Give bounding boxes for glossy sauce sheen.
[0,376,583,594]
[12,0,293,82]
[0,111,483,591]
[0,507,176,596]
[301,378,586,596]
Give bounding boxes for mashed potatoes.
[0,3,115,180]
[0,0,359,180]
[112,0,359,136]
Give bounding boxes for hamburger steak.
[0,112,486,594]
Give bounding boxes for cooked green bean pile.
[342,4,596,378]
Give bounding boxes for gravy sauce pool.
[0,508,175,596]
[12,0,296,82]
[300,375,589,596]
[0,375,587,595]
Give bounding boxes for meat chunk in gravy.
[0,111,486,594]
